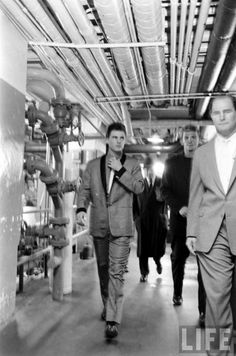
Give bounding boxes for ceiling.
[1,0,236,149]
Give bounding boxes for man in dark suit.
[187,95,236,355]
[76,122,144,339]
[161,125,205,325]
[133,164,167,282]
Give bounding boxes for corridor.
[0,243,207,356]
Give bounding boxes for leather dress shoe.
[156,262,162,274]
[105,322,118,339]
[140,274,148,282]
[172,295,183,306]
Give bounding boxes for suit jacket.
[160,154,192,238]
[187,138,236,254]
[77,153,144,237]
[133,178,166,258]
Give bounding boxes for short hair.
[183,125,198,133]
[208,95,236,114]
[106,122,127,138]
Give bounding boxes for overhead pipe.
[180,0,197,96]
[184,0,212,100]
[23,0,116,125]
[195,0,236,118]
[216,33,236,91]
[27,67,65,99]
[124,142,181,154]
[170,0,178,105]
[39,0,122,122]
[131,0,168,106]
[0,0,114,130]
[175,0,188,101]
[27,80,57,103]
[123,0,148,99]
[94,0,143,108]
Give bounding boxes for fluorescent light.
[147,136,164,144]
[152,161,165,178]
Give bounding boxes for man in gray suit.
[76,122,144,339]
[187,95,236,355]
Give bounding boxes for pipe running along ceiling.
[1,0,236,148]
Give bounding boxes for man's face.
[210,96,236,138]
[182,130,199,156]
[107,130,126,154]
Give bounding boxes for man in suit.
[161,125,206,326]
[133,163,167,282]
[76,122,144,339]
[187,95,236,355]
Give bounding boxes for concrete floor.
[0,243,208,356]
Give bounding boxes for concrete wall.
[0,9,27,326]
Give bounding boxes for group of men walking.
[76,95,236,355]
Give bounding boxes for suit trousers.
[197,219,235,356]
[93,234,130,324]
[139,255,160,276]
[171,235,190,297]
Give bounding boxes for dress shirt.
[215,132,236,194]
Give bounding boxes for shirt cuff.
[115,166,126,178]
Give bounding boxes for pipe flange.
[40,172,58,185]
[51,98,71,109]
[49,217,70,226]
[51,238,69,248]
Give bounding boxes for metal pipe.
[124,142,181,154]
[180,0,197,95]
[169,0,178,105]
[63,0,129,121]
[27,80,56,103]
[95,91,236,103]
[28,41,165,49]
[131,0,168,107]
[23,0,116,124]
[175,0,188,99]
[184,0,212,96]
[218,34,236,90]
[123,0,148,99]
[195,0,236,118]
[0,0,115,128]
[94,0,143,108]
[27,68,65,99]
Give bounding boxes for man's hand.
[76,211,87,226]
[186,237,196,255]
[179,206,188,218]
[107,157,122,172]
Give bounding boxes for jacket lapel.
[227,155,236,193]
[208,138,225,194]
[100,155,107,195]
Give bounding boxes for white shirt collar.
[216,131,236,144]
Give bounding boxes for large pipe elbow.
[27,68,65,99]
[25,156,55,178]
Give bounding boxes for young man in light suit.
[76,122,144,339]
[187,95,236,355]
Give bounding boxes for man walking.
[187,95,236,355]
[161,125,205,325]
[76,122,144,339]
